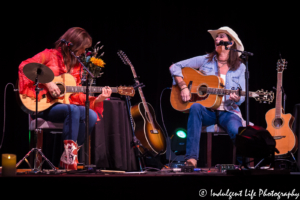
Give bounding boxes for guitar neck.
[127,60,156,127]
[207,88,255,97]
[66,86,119,93]
[134,76,153,119]
[138,87,150,109]
[275,72,283,117]
[118,50,156,129]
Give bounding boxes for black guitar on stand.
[117,50,167,156]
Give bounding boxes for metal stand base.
[16,147,57,173]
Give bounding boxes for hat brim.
[208,28,244,55]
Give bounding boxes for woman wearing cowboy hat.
[169,26,246,167]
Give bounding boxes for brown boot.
[185,158,197,168]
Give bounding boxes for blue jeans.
[185,103,243,163]
[33,104,98,146]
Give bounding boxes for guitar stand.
[133,82,145,90]
[124,88,165,171]
[124,95,144,171]
[140,147,165,170]
[130,136,165,170]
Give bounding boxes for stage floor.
[1,168,300,199]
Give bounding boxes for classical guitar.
[170,67,274,112]
[16,73,135,114]
[118,50,167,155]
[265,59,298,158]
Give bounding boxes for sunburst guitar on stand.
[117,50,167,155]
[170,67,275,112]
[265,59,298,158]
[16,73,135,114]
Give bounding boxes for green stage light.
[176,129,187,138]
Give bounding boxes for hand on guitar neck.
[229,90,241,102]
[95,86,112,103]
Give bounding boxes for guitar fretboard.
[206,88,254,97]
[66,86,118,93]
[275,72,283,118]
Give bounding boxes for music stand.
[16,63,58,173]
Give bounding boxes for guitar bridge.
[273,136,286,140]
[151,130,158,134]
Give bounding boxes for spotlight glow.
[176,129,187,138]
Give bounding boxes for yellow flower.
[90,57,105,67]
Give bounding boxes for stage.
[1,168,299,199]
[1,3,300,199]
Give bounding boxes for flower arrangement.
[81,41,105,79]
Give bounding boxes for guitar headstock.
[117,86,135,97]
[277,59,287,72]
[253,89,274,104]
[117,50,132,66]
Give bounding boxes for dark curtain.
[90,98,138,171]
[292,104,300,169]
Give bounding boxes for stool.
[28,114,64,168]
[202,124,236,168]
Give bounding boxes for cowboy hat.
[207,26,244,56]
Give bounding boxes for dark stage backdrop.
[0,2,299,167]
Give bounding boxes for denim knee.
[190,103,206,113]
[89,109,97,126]
[68,105,80,120]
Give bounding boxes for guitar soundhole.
[198,85,207,96]
[190,94,208,102]
[56,83,65,95]
[273,118,283,128]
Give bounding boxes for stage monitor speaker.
[236,125,278,158]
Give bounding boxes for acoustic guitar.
[170,67,274,112]
[16,73,135,114]
[118,50,167,155]
[265,59,298,158]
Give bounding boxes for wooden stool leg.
[232,145,236,164]
[207,133,212,168]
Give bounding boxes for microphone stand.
[226,46,253,126]
[62,41,95,166]
[226,46,253,169]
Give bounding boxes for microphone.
[60,39,73,47]
[217,40,232,46]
